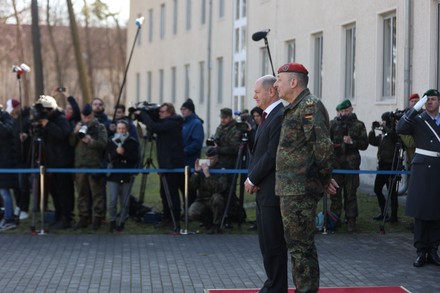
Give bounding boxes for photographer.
[368,112,399,223]
[330,99,368,233]
[136,102,184,231]
[70,104,108,230]
[33,95,75,229]
[188,148,228,234]
[106,119,140,233]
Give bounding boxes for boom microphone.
[135,16,144,27]
[252,29,270,42]
[20,63,31,72]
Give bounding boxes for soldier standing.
[329,99,368,233]
[274,62,337,293]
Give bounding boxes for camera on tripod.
[206,136,219,147]
[128,101,161,122]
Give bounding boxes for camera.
[30,103,48,122]
[206,136,218,147]
[78,125,88,138]
[128,101,161,122]
[372,121,382,130]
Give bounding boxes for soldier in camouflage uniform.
[188,148,228,234]
[274,63,337,293]
[329,99,368,233]
[210,108,241,169]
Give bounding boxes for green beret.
[220,108,232,117]
[423,89,440,97]
[338,99,352,110]
[336,104,342,111]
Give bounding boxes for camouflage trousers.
[279,194,319,293]
[330,173,359,219]
[188,193,225,225]
[75,173,105,218]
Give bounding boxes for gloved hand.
[414,95,427,111]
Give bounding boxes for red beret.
[409,93,419,101]
[277,63,309,75]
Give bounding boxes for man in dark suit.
[396,89,440,268]
[244,75,287,293]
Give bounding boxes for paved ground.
[0,231,438,293]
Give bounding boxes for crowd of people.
[1,60,439,292]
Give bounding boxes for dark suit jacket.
[248,102,284,206]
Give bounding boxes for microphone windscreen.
[20,63,31,72]
[252,30,269,41]
[135,16,144,27]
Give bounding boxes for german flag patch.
[304,114,313,119]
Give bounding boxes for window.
[260,47,269,75]
[147,71,152,101]
[313,33,324,98]
[382,14,396,99]
[171,67,177,103]
[160,4,166,39]
[219,0,225,18]
[235,28,240,53]
[235,0,240,20]
[185,64,190,99]
[345,24,356,100]
[173,0,178,35]
[241,26,246,52]
[201,0,206,25]
[286,39,295,62]
[136,72,140,101]
[241,61,246,87]
[186,0,192,30]
[159,69,164,104]
[217,57,223,103]
[234,62,239,87]
[242,0,246,18]
[148,9,153,43]
[199,61,205,103]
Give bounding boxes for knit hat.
[82,103,93,116]
[5,99,20,114]
[181,98,195,112]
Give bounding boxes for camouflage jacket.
[214,120,241,169]
[330,113,368,169]
[189,164,228,200]
[275,88,334,196]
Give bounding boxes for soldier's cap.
[82,103,93,116]
[338,99,352,110]
[205,147,218,157]
[36,95,57,109]
[423,89,440,97]
[277,62,309,75]
[220,108,232,118]
[409,93,420,101]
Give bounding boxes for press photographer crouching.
[188,147,228,234]
[70,103,108,230]
[368,111,401,223]
[32,95,75,229]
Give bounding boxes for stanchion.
[38,165,46,235]
[180,166,190,235]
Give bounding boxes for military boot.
[93,217,102,231]
[347,218,356,233]
[74,217,90,230]
[427,248,440,266]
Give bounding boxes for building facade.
[127,0,440,183]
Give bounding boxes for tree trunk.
[31,0,45,99]
[45,0,64,88]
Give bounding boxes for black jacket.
[0,111,18,188]
[139,111,184,169]
[106,135,140,183]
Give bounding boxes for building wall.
[127,0,440,185]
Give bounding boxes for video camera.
[382,109,405,122]
[128,101,161,122]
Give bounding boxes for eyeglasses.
[159,110,167,113]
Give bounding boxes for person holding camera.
[368,112,399,223]
[188,148,228,234]
[106,119,140,233]
[33,95,75,229]
[329,99,368,233]
[137,103,185,231]
[396,89,440,268]
[70,103,108,230]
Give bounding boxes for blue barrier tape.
[0,168,411,175]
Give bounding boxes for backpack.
[315,210,339,232]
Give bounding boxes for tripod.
[379,137,405,234]
[29,129,47,235]
[220,132,250,229]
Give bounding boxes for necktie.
[261,112,267,124]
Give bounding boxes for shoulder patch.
[306,99,314,107]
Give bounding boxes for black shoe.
[93,217,102,231]
[413,252,427,267]
[52,220,72,230]
[109,221,116,233]
[116,222,125,232]
[427,249,440,266]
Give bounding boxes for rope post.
[181,166,190,235]
[39,165,46,235]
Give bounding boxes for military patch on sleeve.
[304,113,313,119]
[306,99,314,107]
